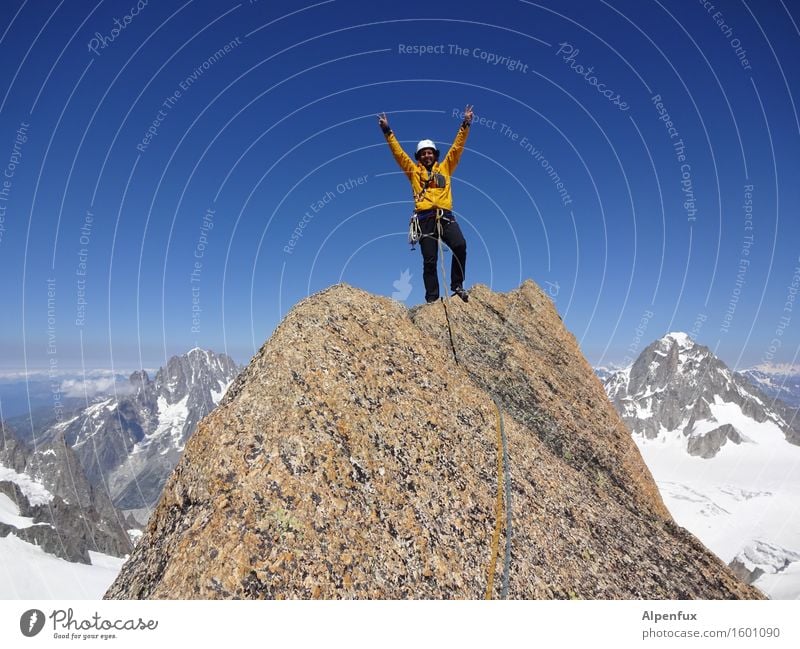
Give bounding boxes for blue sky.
[1,0,799,373]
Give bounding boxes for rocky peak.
[0,419,27,472]
[149,349,239,450]
[626,332,705,396]
[154,349,237,405]
[106,282,759,600]
[129,370,153,403]
[604,331,800,454]
[38,349,241,512]
[1,421,133,563]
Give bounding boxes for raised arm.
[378,112,416,179]
[442,104,473,173]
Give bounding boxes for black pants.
[418,215,467,302]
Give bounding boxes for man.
[378,106,473,303]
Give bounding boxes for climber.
[378,105,473,303]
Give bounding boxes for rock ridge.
[106,281,762,599]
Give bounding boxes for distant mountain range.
[737,364,800,409]
[1,348,241,598]
[37,348,241,514]
[7,337,796,599]
[599,333,800,599]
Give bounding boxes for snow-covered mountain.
[1,348,239,599]
[1,420,134,598]
[593,365,623,383]
[601,332,800,599]
[40,348,240,513]
[738,363,800,409]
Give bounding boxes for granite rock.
[105,282,761,599]
[686,423,743,459]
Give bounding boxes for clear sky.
[1,0,799,373]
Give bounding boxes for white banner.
[1,600,797,648]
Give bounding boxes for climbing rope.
[500,398,512,598]
[435,210,460,366]
[484,396,513,599]
[432,217,513,599]
[485,397,505,599]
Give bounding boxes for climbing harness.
[408,167,443,250]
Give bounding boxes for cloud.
[59,376,134,399]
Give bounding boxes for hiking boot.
[452,286,469,303]
[426,296,440,304]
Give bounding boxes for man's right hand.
[378,113,389,131]
[463,104,474,124]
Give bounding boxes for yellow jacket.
[384,124,470,212]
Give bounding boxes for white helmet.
[415,139,440,160]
